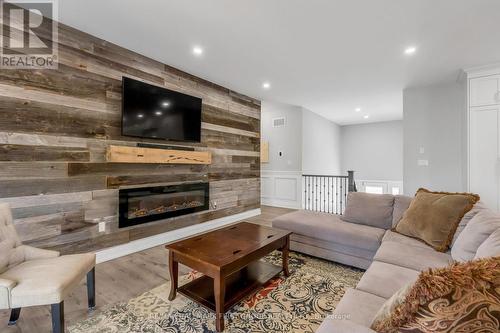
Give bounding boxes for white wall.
[302,108,342,175]
[261,101,302,172]
[403,81,466,195]
[341,121,403,181]
[261,101,342,208]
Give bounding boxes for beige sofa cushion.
[331,288,386,327]
[273,210,385,251]
[374,241,453,271]
[452,201,488,246]
[341,192,395,229]
[2,253,95,308]
[382,230,431,249]
[356,261,420,299]
[475,228,500,259]
[394,188,479,252]
[451,210,500,261]
[391,195,412,227]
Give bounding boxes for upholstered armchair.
[0,203,96,333]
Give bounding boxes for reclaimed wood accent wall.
[0,22,261,254]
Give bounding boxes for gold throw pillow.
[394,188,479,252]
[371,257,500,333]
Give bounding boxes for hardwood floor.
[0,205,295,333]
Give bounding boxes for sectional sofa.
[272,193,499,333]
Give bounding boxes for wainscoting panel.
[261,171,302,209]
[0,16,261,254]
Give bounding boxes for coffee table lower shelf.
[178,260,282,313]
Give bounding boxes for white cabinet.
[469,105,500,210]
[470,75,500,107]
[468,67,500,211]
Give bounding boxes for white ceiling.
[59,0,500,125]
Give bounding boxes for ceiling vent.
[272,117,286,128]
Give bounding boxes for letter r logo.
[1,1,54,55]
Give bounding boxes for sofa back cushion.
[341,192,394,229]
[391,195,412,227]
[394,188,479,252]
[451,210,500,261]
[475,228,500,259]
[451,201,488,246]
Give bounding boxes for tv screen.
[122,77,202,142]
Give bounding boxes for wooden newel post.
[347,170,357,192]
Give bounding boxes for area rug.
[69,252,363,333]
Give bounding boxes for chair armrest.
[317,320,377,333]
[0,278,16,309]
[21,245,60,261]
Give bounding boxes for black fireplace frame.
[118,182,210,228]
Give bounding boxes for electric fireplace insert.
[119,183,209,228]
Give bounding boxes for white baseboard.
[95,208,261,264]
[261,199,301,209]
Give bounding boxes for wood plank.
[106,145,212,164]
[12,202,84,219]
[202,130,259,151]
[0,191,93,209]
[68,162,206,176]
[0,83,114,114]
[0,162,67,179]
[0,177,106,198]
[0,144,89,162]
[201,122,259,138]
[0,131,89,148]
[106,174,208,188]
[202,104,260,133]
[0,96,121,139]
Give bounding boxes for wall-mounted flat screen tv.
[122,77,202,142]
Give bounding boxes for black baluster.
[340,178,344,214]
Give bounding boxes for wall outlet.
[98,222,106,233]
[419,147,425,154]
[278,151,283,157]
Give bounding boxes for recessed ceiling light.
[155,111,163,116]
[192,46,203,56]
[162,101,170,107]
[355,107,361,112]
[363,114,370,119]
[262,82,271,89]
[137,114,144,118]
[404,46,417,55]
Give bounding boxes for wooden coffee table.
[166,222,292,332]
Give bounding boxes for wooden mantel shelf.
[106,145,211,165]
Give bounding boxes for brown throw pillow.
[394,188,479,252]
[371,257,500,333]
